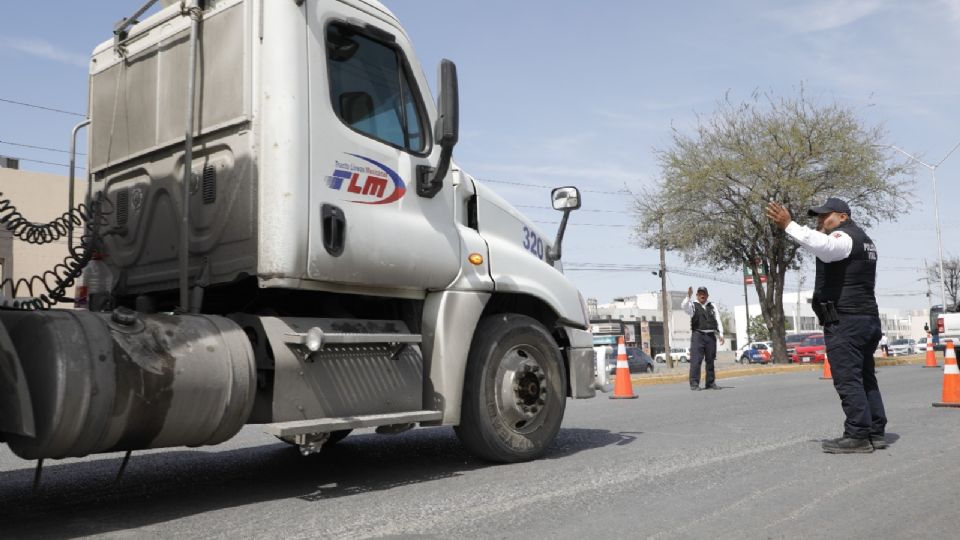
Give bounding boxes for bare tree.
[634,88,913,362]
[929,255,960,309]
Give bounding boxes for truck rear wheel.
[455,314,567,463]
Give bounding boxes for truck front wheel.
[455,314,567,463]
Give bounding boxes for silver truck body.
[0,0,596,465]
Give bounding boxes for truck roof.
[92,0,405,60]
[347,0,400,24]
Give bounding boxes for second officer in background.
[682,286,724,390]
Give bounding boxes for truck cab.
[0,0,596,466]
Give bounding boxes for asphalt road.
[1,365,958,539]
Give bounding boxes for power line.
[533,220,632,228]
[0,97,85,118]
[564,262,746,286]
[2,156,81,169]
[478,177,628,195]
[516,204,631,214]
[0,139,85,156]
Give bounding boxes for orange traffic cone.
[924,334,939,368]
[933,341,960,408]
[820,353,832,380]
[610,336,637,399]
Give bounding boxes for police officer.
[766,197,886,454]
[682,286,724,391]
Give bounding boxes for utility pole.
[659,218,673,369]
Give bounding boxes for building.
[589,317,664,356]
[0,167,85,305]
[0,156,20,170]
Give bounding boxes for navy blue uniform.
[683,298,722,389]
[814,221,886,439]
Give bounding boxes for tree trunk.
[750,249,792,363]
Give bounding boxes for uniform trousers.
[823,314,886,439]
[689,331,717,388]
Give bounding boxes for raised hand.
[765,201,792,230]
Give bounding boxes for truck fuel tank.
[0,309,256,460]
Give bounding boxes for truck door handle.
[321,204,346,257]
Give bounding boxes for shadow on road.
[0,426,626,536]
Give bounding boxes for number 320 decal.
[522,226,544,260]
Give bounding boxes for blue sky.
[2,0,959,313]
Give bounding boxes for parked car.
[655,347,689,363]
[786,332,819,360]
[603,346,656,374]
[888,338,916,356]
[792,333,826,363]
[739,343,772,364]
[737,341,770,362]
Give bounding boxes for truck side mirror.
[417,59,459,198]
[547,186,581,263]
[551,187,581,210]
[436,59,459,149]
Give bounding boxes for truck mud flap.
[0,316,35,438]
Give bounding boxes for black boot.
[822,437,873,454]
[870,434,888,449]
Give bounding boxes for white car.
[887,338,916,356]
[655,347,689,363]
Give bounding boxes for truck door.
[305,5,461,294]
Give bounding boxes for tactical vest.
[813,220,878,316]
[691,302,719,332]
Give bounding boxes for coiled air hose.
[0,193,109,310]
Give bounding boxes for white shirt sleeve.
[681,295,694,317]
[784,221,853,263]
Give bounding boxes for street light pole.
[883,141,960,311]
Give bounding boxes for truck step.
[283,327,421,349]
[262,410,443,437]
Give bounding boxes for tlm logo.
[326,169,388,198]
[324,154,407,205]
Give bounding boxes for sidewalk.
[630,353,928,387]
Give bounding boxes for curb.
[629,354,930,387]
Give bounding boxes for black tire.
[454,314,567,463]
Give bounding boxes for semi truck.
[934,306,960,346]
[0,0,597,467]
